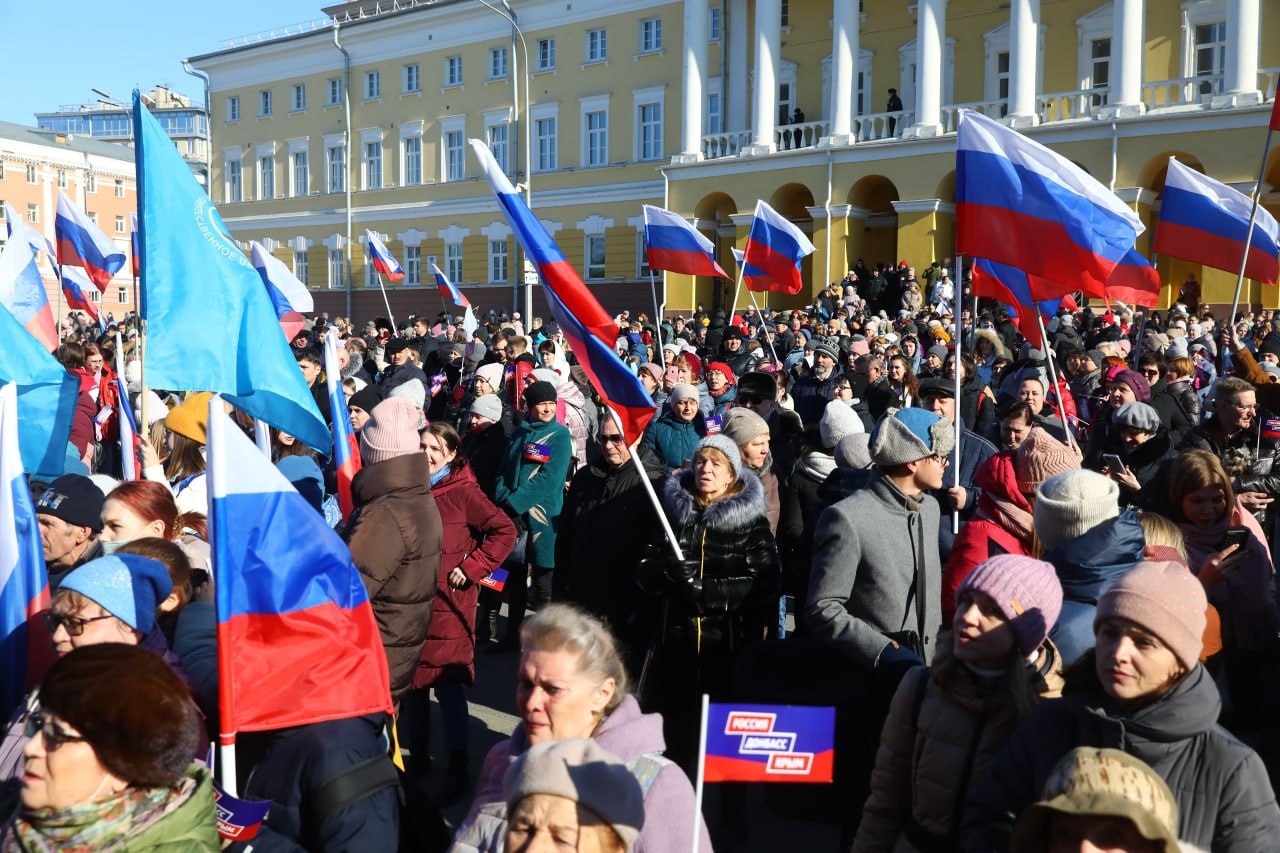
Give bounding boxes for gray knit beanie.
[696,434,744,478]
[820,400,864,449]
[721,407,770,447]
[835,433,873,470]
[1034,469,1120,553]
[470,393,503,423]
[870,408,954,467]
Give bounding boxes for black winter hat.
[35,475,105,532]
[722,325,744,341]
[384,337,412,356]
[523,381,558,407]
[348,384,386,414]
[737,371,778,402]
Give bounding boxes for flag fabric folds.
[0,239,57,352]
[5,201,58,263]
[132,91,330,453]
[1271,96,1280,132]
[468,139,657,446]
[323,332,361,522]
[1105,248,1162,307]
[208,397,393,735]
[971,258,1068,349]
[956,110,1144,298]
[1154,157,1280,285]
[431,263,471,308]
[55,191,126,290]
[60,266,101,325]
[0,302,78,477]
[0,383,52,717]
[251,242,314,342]
[642,205,728,278]
[364,230,404,282]
[130,213,141,279]
[114,334,139,481]
[742,201,816,294]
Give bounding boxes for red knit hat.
[705,361,736,384]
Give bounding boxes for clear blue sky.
[0,1,325,124]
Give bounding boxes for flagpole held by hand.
[953,256,963,537]
[692,693,710,853]
[1228,122,1275,328]
[1037,312,1076,451]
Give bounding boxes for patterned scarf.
[9,784,175,853]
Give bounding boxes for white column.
[745,0,781,154]
[1217,0,1262,107]
[727,0,748,132]
[1103,0,1144,118]
[821,0,859,146]
[1007,0,1039,127]
[676,0,709,162]
[906,0,946,138]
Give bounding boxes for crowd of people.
[5,263,1280,852]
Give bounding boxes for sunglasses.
[43,611,114,637]
[24,714,87,752]
[599,433,626,445]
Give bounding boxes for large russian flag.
[643,205,728,278]
[364,230,404,282]
[207,396,392,735]
[322,331,361,522]
[468,139,657,446]
[742,200,816,295]
[1105,248,1161,307]
[0,383,52,717]
[957,110,1144,298]
[60,266,101,325]
[54,191,126,290]
[1154,157,1279,285]
[251,241,314,342]
[0,238,58,352]
[431,263,471,308]
[971,258,1071,349]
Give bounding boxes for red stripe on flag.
[1271,96,1280,132]
[1154,220,1279,284]
[957,202,1113,297]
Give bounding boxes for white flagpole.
[728,265,746,319]
[253,419,271,458]
[746,288,782,365]
[612,405,683,562]
[648,269,663,340]
[952,256,963,536]
[1037,312,1076,451]
[373,269,396,332]
[692,693,710,853]
[1227,123,1276,327]
[207,393,239,797]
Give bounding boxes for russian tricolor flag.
[957,110,1144,298]
[54,191,126,291]
[742,200,816,295]
[431,263,471,308]
[364,230,404,282]
[0,237,58,353]
[642,205,728,278]
[971,258,1072,349]
[207,395,392,736]
[251,241,314,342]
[114,333,139,481]
[1154,157,1279,285]
[0,383,52,716]
[130,213,140,279]
[61,266,101,325]
[323,331,361,522]
[1105,248,1161,308]
[468,139,657,446]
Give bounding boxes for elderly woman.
[641,384,706,473]
[0,645,216,850]
[964,560,1280,851]
[451,604,710,852]
[1081,368,1152,471]
[1100,401,1174,507]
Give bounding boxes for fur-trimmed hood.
[663,466,767,531]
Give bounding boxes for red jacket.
[412,463,517,689]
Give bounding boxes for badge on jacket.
[524,441,552,462]
[705,415,723,435]
[478,568,509,592]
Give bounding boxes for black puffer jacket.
[640,469,781,654]
[962,661,1280,852]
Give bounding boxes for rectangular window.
[489,240,508,282]
[640,18,662,52]
[292,84,306,111]
[404,245,421,285]
[327,78,342,105]
[780,0,789,26]
[446,56,463,87]
[260,90,272,116]
[326,146,345,193]
[115,215,126,234]
[1195,22,1227,94]
[537,38,556,70]
[56,170,66,189]
[586,235,606,280]
[405,63,420,92]
[227,159,242,202]
[638,102,662,160]
[115,179,124,198]
[489,47,508,79]
[292,150,309,196]
[637,232,651,277]
[535,117,557,172]
[403,136,422,185]
[25,165,36,183]
[228,96,240,122]
[328,249,344,289]
[27,204,37,223]
[586,29,606,62]
[586,110,608,166]
[0,161,4,179]
[294,251,309,285]
[87,212,97,225]
[707,92,722,134]
[118,286,127,303]
[364,142,382,189]
[487,122,510,174]
[445,130,465,181]
[365,71,381,100]
[446,242,463,283]
[996,51,1010,117]
[1090,38,1110,106]
[709,6,721,41]
[259,154,275,199]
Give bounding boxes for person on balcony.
[887,88,904,134]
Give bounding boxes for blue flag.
[132,92,330,452]
[0,303,77,478]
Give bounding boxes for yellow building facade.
[191,0,1280,321]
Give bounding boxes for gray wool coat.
[804,472,942,669]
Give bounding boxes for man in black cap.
[35,474,106,587]
[719,325,756,378]
[792,338,845,424]
[917,376,997,561]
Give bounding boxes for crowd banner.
[131,91,330,453]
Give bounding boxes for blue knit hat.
[870,407,955,467]
[60,555,173,635]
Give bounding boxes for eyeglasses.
[930,454,951,467]
[599,434,626,445]
[1141,369,1161,378]
[43,611,114,637]
[24,714,87,752]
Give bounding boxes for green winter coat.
[495,416,573,568]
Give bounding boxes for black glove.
[665,558,703,602]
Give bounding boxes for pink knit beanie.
[957,554,1064,656]
[359,397,423,465]
[1095,561,1207,671]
